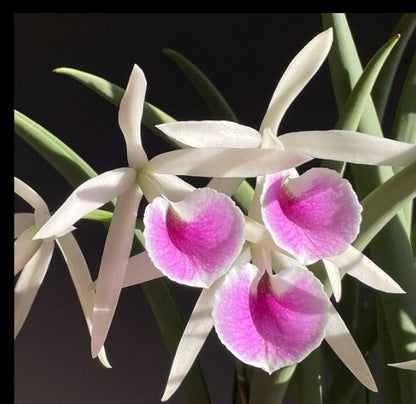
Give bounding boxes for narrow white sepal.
[14,213,35,239]
[118,64,148,169]
[123,252,164,288]
[148,148,311,178]
[279,130,416,166]
[34,167,137,239]
[14,177,49,214]
[388,359,416,370]
[260,28,333,135]
[14,225,41,276]
[156,121,262,148]
[91,184,142,358]
[14,240,54,338]
[325,304,377,392]
[323,259,342,302]
[56,233,111,368]
[327,245,405,294]
[161,286,217,402]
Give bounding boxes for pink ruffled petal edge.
[143,188,245,288]
[212,263,329,373]
[261,168,362,264]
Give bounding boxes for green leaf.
[53,67,180,148]
[354,159,416,252]
[14,110,98,187]
[83,209,145,230]
[321,29,400,174]
[290,349,323,404]
[325,295,378,403]
[249,366,297,404]
[376,295,403,403]
[391,50,416,235]
[373,13,416,121]
[163,48,239,122]
[323,13,416,402]
[14,111,211,403]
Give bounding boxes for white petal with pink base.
[212,263,329,373]
[143,188,245,288]
[261,168,362,265]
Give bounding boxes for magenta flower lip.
[261,168,362,264]
[212,263,330,373]
[143,188,245,288]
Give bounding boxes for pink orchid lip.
[143,188,245,288]
[212,264,329,373]
[261,168,362,264]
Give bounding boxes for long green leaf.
[14,111,210,403]
[325,295,377,403]
[376,295,404,404]
[373,13,416,121]
[322,31,400,174]
[391,50,416,235]
[323,13,416,403]
[354,159,416,252]
[14,110,97,186]
[162,48,239,122]
[290,349,322,404]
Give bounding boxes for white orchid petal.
[206,178,243,196]
[91,184,142,357]
[279,130,416,166]
[156,121,262,148]
[260,28,333,134]
[56,233,111,368]
[34,167,136,239]
[123,252,164,288]
[14,177,49,214]
[118,64,148,169]
[323,259,342,302]
[139,172,194,203]
[148,148,310,177]
[14,241,54,338]
[325,304,377,392]
[161,286,216,402]
[14,213,35,239]
[14,225,42,276]
[388,359,416,370]
[327,245,405,294]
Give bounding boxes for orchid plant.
[15,13,416,404]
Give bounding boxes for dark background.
[14,13,414,404]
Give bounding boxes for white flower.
[34,64,309,358]
[14,177,110,367]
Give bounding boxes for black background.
[14,13,414,404]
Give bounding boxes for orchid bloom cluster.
[15,27,416,401]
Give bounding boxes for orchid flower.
[34,64,310,358]
[14,177,110,368]
[156,28,413,301]
[150,28,413,400]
